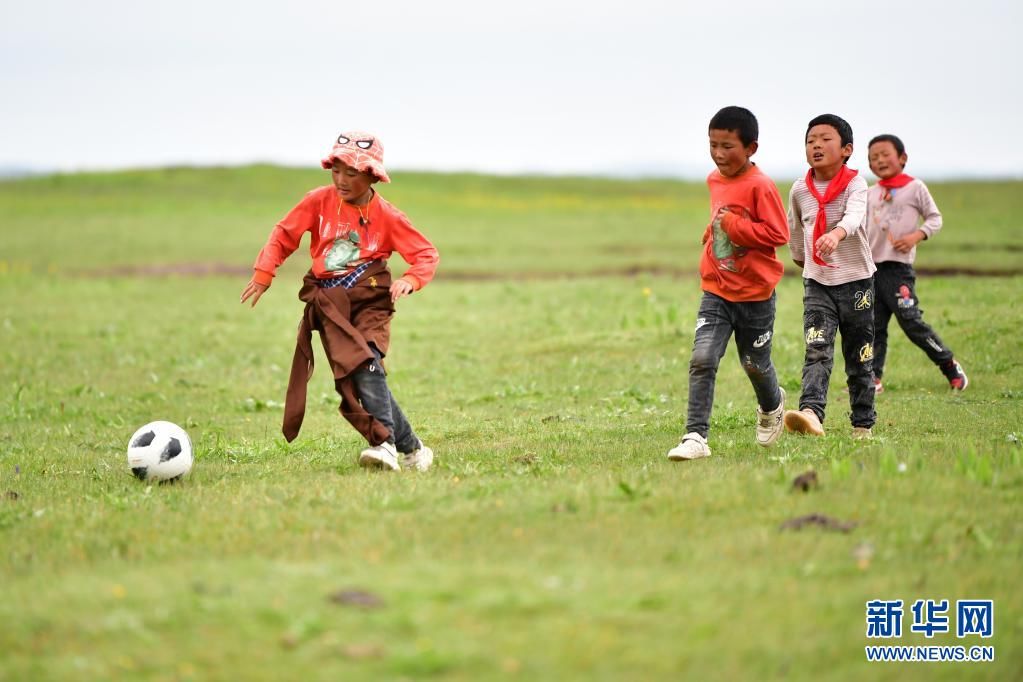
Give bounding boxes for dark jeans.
[872,261,954,379]
[800,278,876,428]
[686,291,782,439]
[348,346,420,453]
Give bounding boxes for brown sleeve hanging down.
[282,264,395,444]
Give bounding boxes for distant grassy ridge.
[2,166,1021,277]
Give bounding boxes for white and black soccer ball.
[126,421,193,482]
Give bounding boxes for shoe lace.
[758,408,782,427]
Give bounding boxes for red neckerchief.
[878,173,914,189]
[805,166,858,267]
[878,173,914,202]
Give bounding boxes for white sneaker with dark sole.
[667,432,711,461]
[756,387,786,447]
[403,444,434,472]
[359,442,401,471]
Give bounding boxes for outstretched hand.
[240,280,268,307]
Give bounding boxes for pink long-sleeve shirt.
[866,179,943,265]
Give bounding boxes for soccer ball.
[126,421,193,482]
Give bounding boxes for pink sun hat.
[320,131,390,183]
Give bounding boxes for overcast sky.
[2,0,1021,179]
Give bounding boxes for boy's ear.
[746,141,759,157]
[899,153,908,168]
[841,143,854,160]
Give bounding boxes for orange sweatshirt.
[252,186,439,289]
[699,165,789,302]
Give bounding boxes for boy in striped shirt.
[784,114,876,439]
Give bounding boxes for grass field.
[1,167,1021,680]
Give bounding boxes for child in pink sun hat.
[321,131,391,183]
[240,130,439,472]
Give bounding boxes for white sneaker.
[852,426,873,440]
[402,444,434,472]
[756,387,786,447]
[667,432,711,461]
[359,442,400,471]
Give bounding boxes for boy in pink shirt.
[241,131,440,471]
[865,133,968,392]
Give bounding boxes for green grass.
[3,166,1021,275]
[1,167,1021,680]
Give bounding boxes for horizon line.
[1,161,1021,184]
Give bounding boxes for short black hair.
[868,133,906,157]
[806,114,853,147]
[709,106,759,147]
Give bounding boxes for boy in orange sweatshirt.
[668,107,790,460]
[241,131,439,472]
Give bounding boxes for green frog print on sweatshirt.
[711,204,750,273]
[324,229,362,271]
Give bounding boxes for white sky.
[2,0,1021,179]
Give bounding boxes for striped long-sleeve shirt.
[788,174,875,286]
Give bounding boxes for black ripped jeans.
[348,346,421,454]
[686,291,782,439]
[799,277,876,428]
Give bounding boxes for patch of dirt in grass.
[327,588,385,609]
[780,513,857,533]
[84,263,253,277]
[954,243,1023,253]
[791,470,819,492]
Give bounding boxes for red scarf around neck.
[878,173,914,189]
[805,165,858,267]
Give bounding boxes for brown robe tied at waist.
[282,264,395,444]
